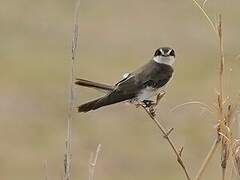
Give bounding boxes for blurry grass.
[0,0,240,180]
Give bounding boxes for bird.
[75,47,175,113]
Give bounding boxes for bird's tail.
[78,96,115,113]
[78,98,102,112]
[75,78,114,91]
[78,90,134,113]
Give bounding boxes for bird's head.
[153,47,175,66]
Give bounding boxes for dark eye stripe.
[154,47,175,57]
[169,50,175,57]
[154,49,161,56]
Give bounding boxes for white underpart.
[137,80,171,101]
[153,56,175,66]
[137,73,174,101]
[137,86,158,101]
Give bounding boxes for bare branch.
[179,147,184,157]
[141,105,191,180]
[88,144,102,180]
[164,128,174,138]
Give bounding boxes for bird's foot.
[148,106,156,117]
[129,99,144,108]
[142,92,166,117]
[141,100,156,117]
[142,100,155,108]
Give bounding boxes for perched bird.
[76,47,175,113]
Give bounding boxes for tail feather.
[78,90,135,113]
[75,78,114,91]
[78,98,102,112]
[78,97,114,113]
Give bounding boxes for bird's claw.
[142,100,155,108]
[148,106,156,117]
[133,92,166,117]
[142,92,166,117]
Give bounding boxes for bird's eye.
[154,49,161,56]
[169,49,175,57]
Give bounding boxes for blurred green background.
[1,0,240,179]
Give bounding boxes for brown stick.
[194,138,220,180]
[88,144,102,180]
[141,104,191,180]
[218,14,224,116]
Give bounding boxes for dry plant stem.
[217,15,228,180]
[141,105,191,180]
[218,15,224,115]
[88,144,102,180]
[63,2,80,180]
[171,101,215,114]
[194,138,220,180]
[191,0,218,35]
[44,160,49,180]
[190,1,235,179]
[190,1,228,178]
[202,0,208,9]
[234,141,240,177]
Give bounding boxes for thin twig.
[88,144,102,180]
[171,101,215,114]
[191,0,218,35]
[141,106,191,180]
[218,15,224,115]
[44,160,49,180]
[63,2,81,180]
[202,0,208,9]
[194,138,220,180]
[216,15,228,180]
[233,140,240,177]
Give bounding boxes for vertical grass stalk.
[63,1,81,180]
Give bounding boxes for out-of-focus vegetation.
[1,0,240,179]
